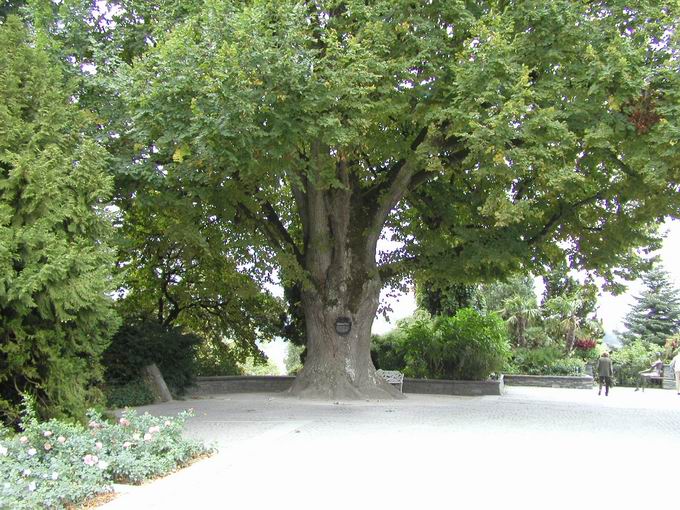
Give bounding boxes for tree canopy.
[14,0,680,398]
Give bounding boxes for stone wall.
[187,376,295,396]
[403,377,504,396]
[186,375,504,397]
[503,374,594,389]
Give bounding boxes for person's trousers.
[598,376,611,395]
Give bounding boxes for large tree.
[620,260,680,346]
[49,0,680,399]
[0,16,119,423]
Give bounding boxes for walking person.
[671,351,680,395]
[596,352,614,396]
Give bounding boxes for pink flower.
[88,420,100,429]
[43,430,53,437]
[122,441,132,449]
[19,436,28,444]
[83,454,98,466]
[95,441,103,450]
[148,426,160,434]
[27,448,37,456]
[44,443,52,451]
[57,436,66,444]
[118,418,130,427]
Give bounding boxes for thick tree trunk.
[287,150,404,399]
[289,280,402,400]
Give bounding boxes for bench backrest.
[376,369,404,384]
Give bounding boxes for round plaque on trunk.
[335,317,352,336]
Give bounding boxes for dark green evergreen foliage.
[0,17,118,425]
[398,309,510,380]
[103,319,201,395]
[104,380,155,409]
[416,281,483,317]
[620,262,680,346]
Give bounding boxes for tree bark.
[287,151,405,400]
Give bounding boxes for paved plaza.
[101,386,680,510]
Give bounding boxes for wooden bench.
[376,369,404,393]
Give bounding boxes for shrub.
[544,357,586,376]
[103,319,201,396]
[400,309,510,380]
[507,346,564,375]
[103,380,155,409]
[371,330,407,371]
[0,396,211,509]
[610,340,659,386]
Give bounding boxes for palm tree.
[544,293,584,354]
[500,294,541,347]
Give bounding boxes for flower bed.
[0,399,212,509]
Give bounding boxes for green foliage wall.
[0,17,119,425]
[373,309,510,381]
[103,319,201,396]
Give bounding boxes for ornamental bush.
[0,397,211,509]
[401,309,510,380]
[610,340,660,386]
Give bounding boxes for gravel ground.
[100,386,680,510]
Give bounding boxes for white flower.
[148,426,160,434]
[43,430,53,437]
[44,443,52,451]
[132,433,140,441]
[164,420,172,427]
[83,454,98,466]
[22,468,31,477]
[97,460,109,470]
[95,441,103,450]
[143,433,152,441]
[122,441,132,449]
[27,448,37,456]
[0,445,7,456]
[28,481,36,492]
[57,436,66,444]
[51,472,59,480]
[19,436,28,444]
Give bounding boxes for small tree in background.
[0,17,118,425]
[620,260,680,346]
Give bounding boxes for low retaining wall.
[404,377,504,396]
[503,374,593,389]
[187,376,295,396]
[187,375,504,397]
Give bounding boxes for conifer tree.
[621,261,680,347]
[0,16,118,424]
